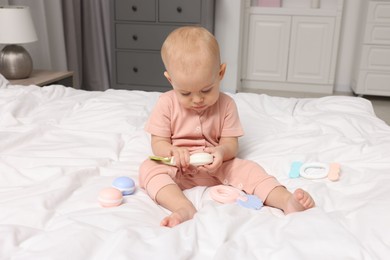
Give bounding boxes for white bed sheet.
[1,80,390,260]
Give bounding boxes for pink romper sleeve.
[144,92,173,138]
[220,94,244,138]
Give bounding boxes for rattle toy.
[209,185,263,210]
[289,161,340,181]
[112,176,136,195]
[98,187,123,207]
[149,152,214,167]
[99,176,136,207]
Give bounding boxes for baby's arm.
[216,136,239,161]
[202,136,238,173]
[151,135,190,170]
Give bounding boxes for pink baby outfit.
[139,91,281,202]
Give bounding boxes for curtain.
[61,0,111,91]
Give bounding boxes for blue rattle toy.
[112,176,136,195]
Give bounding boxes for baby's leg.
[139,160,196,227]
[264,186,315,214]
[156,184,197,227]
[216,158,315,214]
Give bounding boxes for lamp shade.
[0,6,38,44]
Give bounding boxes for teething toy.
[289,161,340,181]
[327,163,340,181]
[236,195,263,210]
[112,176,136,195]
[289,161,303,178]
[98,187,123,207]
[210,185,246,203]
[209,185,263,210]
[300,162,329,179]
[149,152,213,166]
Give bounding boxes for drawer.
[358,70,390,92]
[364,24,390,45]
[116,24,179,50]
[360,45,390,71]
[367,1,390,24]
[115,0,155,22]
[116,51,168,86]
[159,0,201,23]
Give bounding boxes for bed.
[1,75,390,260]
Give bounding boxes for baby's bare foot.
[285,188,315,214]
[160,207,196,228]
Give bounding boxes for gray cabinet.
[111,0,215,91]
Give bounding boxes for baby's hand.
[200,147,223,174]
[171,147,190,171]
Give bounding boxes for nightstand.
[8,70,74,87]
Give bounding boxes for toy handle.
[189,152,214,166]
[149,152,213,166]
[171,153,214,166]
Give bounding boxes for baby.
[139,26,315,227]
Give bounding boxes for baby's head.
[161,26,226,112]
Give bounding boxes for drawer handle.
[131,5,137,12]
[132,34,138,41]
[133,67,138,73]
[176,6,182,13]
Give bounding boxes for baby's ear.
[164,71,172,84]
[219,63,227,79]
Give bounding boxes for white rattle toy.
[149,152,214,166]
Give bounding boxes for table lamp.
[0,6,38,79]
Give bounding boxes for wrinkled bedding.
[1,79,390,260]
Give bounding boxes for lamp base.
[0,44,33,79]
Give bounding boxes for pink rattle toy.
[98,187,123,208]
[209,185,263,210]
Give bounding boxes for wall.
[214,0,243,93]
[215,0,364,94]
[335,0,363,93]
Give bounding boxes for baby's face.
[166,61,225,112]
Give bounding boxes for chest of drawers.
[110,0,215,92]
[352,0,390,96]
